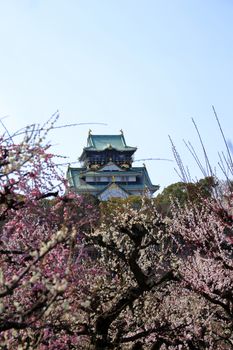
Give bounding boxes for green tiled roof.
[67,166,159,194]
[79,169,143,177]
[85,134,137,152]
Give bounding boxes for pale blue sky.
[1,0,233,190]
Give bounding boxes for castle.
[67,131,159,200]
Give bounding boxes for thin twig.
[212,105,233,174]
[191,118,213,177]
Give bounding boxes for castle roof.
[67,166,159,195]
[84,134,137,152]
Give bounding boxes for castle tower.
[67,131,159,200]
